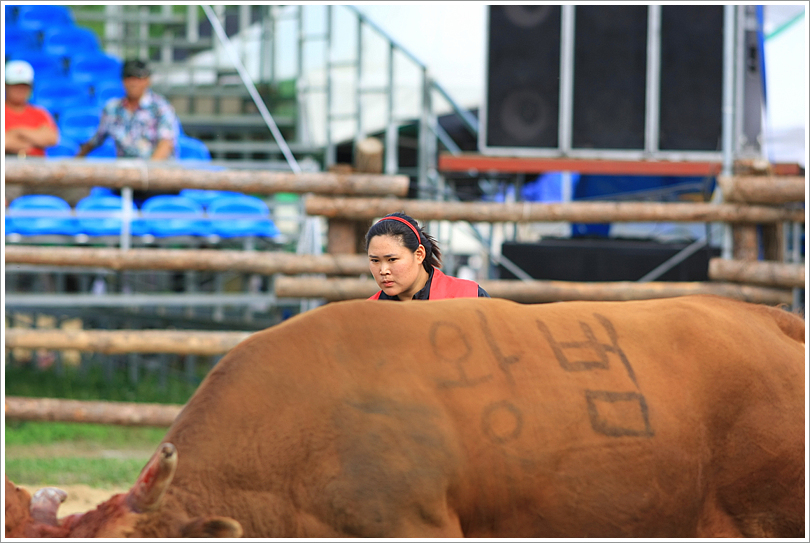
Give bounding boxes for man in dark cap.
[77,59,179,160]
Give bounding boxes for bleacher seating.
[69,52,122,86]
[15,5,75,33]
[92,79,125,106]
[11,50,67,81]
[6,5,266,247]
[179,189,244,209]
[177,135,212,160]
[42,26,100,59]
[45,138,80,158]
[6,194,77,237]
[5,26,39,54]
[33,83,97,121]
[135,195,211,238]
[58,106,101,144]
[75,194,138,237]
[207,194,279,239]
[85,137,117,158]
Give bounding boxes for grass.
[5,360,201,404]
[4,420,167,447]
[5,420,168,488]
[5,359,191,488]
[5,457,151,489]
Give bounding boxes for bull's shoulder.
[663,294,805,344]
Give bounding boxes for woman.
[366,212,489,300]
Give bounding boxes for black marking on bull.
[592,314,637,386]
[584,389,654,437]
[430,321,493,388]
[475,309,521,386]
[536,314,638,387]
[481,400,524,444]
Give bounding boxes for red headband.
[379,216,422,245]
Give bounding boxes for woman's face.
[368,234,426,300]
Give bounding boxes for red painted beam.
[438,153,804,177]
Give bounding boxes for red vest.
[369,268,479,300]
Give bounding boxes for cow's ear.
[180,516,243,538]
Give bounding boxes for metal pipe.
[385,43,397,174]
[645,5,661,155]
[325,5,335,168]
[120,186,133,252]
[201,4,301,174]
[719,5,738,260]
[356,17,364,144]
[559,6,575,154]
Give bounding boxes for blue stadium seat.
[69,53,122,86]
[16,5,75,33]
[42,26,100,59]
[91,78,125,106]
[179,189,243,209]
[75,194,138,236]
[207,194,279,239]
[137,195,211,238]
[90,186,116,197]
[5,26,40,55]
[32,82,96,117]
[13,51,68,82]
[6,194,77,236]
[45,137,80,158]
[5,4,21,25]
[177,135,212,160]
[58,106,102,144]
[86,138,118,158]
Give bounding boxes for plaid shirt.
[88,89,179,159]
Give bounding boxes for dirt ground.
[9,441,156,518]
[18,484,126,517]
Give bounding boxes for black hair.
[122,59,151,79]
[365,211,442,271]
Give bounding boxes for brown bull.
[7,295,805,537]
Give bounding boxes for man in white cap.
[4,60,59,157]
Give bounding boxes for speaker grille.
[486,5,561,148]
[659,5,724,151]
[572,6,648,150]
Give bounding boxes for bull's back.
[163,295,804,537]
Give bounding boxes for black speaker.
[572,6,648,150]
[485,5,561,148]
[658,5,725,151]
[485,5,728,154]
[499,239,720,282]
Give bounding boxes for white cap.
[5,60,35,85]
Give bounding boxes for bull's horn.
[126,442,178,513]
[30,487,68,525]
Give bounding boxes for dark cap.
[122,59,151,79]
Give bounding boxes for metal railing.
[71,4,479,188]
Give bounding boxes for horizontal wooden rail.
[5,246,370,275]
[718,175,805,204]
[5,397,181,427]
[5,160,409,197]
[274,276,793,305]
[708,258,805,288]
[4,329,252,354]
[304,196,804,224]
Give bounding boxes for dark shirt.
[378,267,490,301]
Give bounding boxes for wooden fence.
[4,160,410,196]
[274,276,794,304]
[5,397,181,427]
[5,246,369,275]
[4,329,251,355]
[303,195,803,223]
